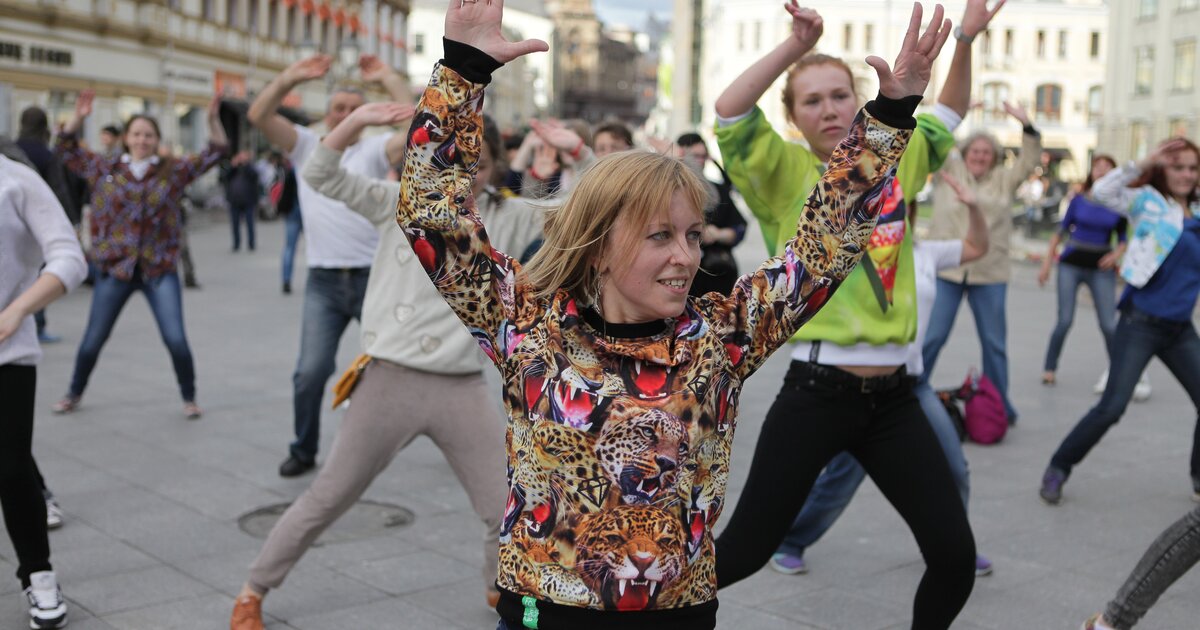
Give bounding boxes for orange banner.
[300,0,314,15]
[317,1,331,20]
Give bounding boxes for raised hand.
[349,102,417,127]
[941,171,977,207]
[1145,138,1193,168]
[531,143,560,179]
[783,2,824,53]
[282,55,332,86]
[959,0,1005,38]
[866,3,952,100]
[1002,100,1031,126]
[529,118,583,152]
[75,90,95,120]
[358,54,394,83]
[444,0,549,63]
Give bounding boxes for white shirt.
[289,125,390,268]
[905,240,964,376]
[0,156,88,366]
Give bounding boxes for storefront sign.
[0,40,73,66]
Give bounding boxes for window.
[1004,29,1014,56]
[864,24,874,51]
[981,29,992,56]
[285,5,296,44]
[1135,45,1155,95]
[843,23,852,51]
[754,21,762,51]
[1181,0,1199,12]
[1057,30,1067,59]
[1036,30,1046,58]
[1090,31,1101,59]
[202,0,215,20]
[1139,0,1157,19]
[1170,118,1193,138]
[981,81,1010,121]
[226,0,237,26]
[1087,86,1102,123]
[248,0,259,34]
[1175,39,1196,91]
[1131,122,1149,158]
[737,22,743,52]
[267,0,277,39]
[414,32,425,54]
[1034,83,1062,122]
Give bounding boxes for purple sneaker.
[1040,467,1067,505]
[975,554,993,577]
[769,553,808,575]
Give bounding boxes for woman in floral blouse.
[52,91,228,418]
[396,2,947,628]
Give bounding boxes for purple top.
[1058,193,1128,268]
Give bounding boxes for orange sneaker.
[230,594,263,630]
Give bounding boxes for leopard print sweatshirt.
[396,40,916,629]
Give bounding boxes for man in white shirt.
[248,53,411,477]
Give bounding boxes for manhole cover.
[238,500,415,542]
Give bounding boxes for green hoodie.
[715,106,954,347]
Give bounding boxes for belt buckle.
[860,377,874,394]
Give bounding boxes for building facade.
[698,0,1109,179]
[0,0,410,152]
[1097,0,1199,160]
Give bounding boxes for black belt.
[792,360,911,394]
[312,266,370,274]
[1122,305,1190,328]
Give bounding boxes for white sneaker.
[1093,369,1108,394]
[45,499,63,531]
[1134,373,1152,402]
[24,571,67,629]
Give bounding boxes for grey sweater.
[302,143,545,374]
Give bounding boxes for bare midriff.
[835,364,904,378]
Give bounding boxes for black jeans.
[0,365,52,588]
[1051,307,1200,478]
[716,361,976,630]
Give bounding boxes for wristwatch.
[954,26,975,44]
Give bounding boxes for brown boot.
[230,594,264,630]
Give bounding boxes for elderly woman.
[397,2,947,628]
[921,102,1042,423]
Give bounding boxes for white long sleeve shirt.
[0,155,87,366]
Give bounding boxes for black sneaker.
[1192,476,1199,503]
[282,282,292,295]
[279,455,315,478]
[1040,467,1067,505]
[25,571,67,629]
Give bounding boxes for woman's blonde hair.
[521,150,710,303]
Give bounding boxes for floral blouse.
[396,49,913,628]
[57,135,225,280]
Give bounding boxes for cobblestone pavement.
[3,211,1198,629]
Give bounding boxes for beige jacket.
[928,130,1042,284]
[303,143,546,374]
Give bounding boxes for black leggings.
[716,361,976,630]
[0,364,51,588]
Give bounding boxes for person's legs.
[426,370,508,591]
[1150,323,1200,481]
[0,365,52,587]
[914,380,970,508]
[140,272,197,402]
[281,210,302,289]
[851,384,976,629]
[67,272,138,398]
[248,360,423,592]
[229,204,241,250]
[965,283,1016,422]
[921,279,965,386]
[1089,269,1119,361]
[775,452,868,558]
[1102,506,1200,630]
[289,269,360,464]
[1049,312,1163,478]
[245,204,256,251]
[1044,263,1083,373]
[715,363,866,587]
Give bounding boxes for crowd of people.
[2,1,1200,629]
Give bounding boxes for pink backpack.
[956,369,1008,444]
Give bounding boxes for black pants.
[716,361,975,630]
[0,364,51,588]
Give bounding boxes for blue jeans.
[69,269,196,401]
[229,203,256,250]
[281,210,302,285]
[1104,505,1200,630]
[1044,262,1116,372]
[922,279,1017,422]
[777,380,971,556]
[289,267,369,463]
[1050,307,1200,478]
